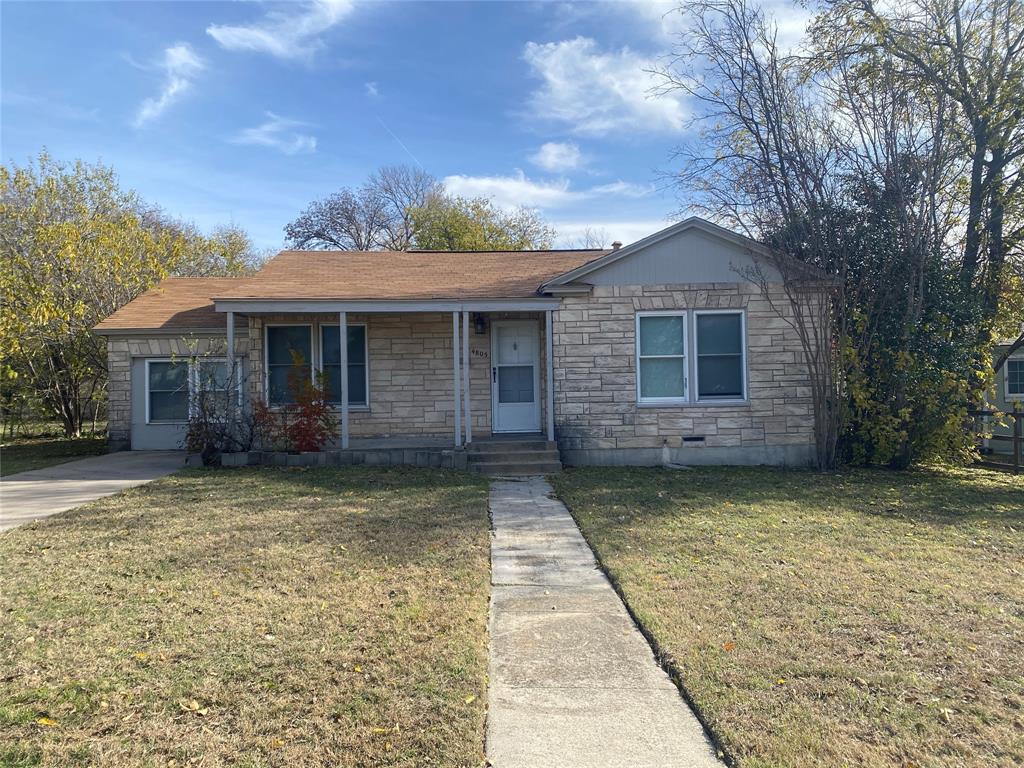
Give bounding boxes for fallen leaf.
[723,642,736,652]
[465,694,476,704]
[35,716,58,727]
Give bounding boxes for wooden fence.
[970,402,1022,474]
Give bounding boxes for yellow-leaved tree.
[0,152,258,437]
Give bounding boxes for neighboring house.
[94,218,821,466]
[987,339,1024,455]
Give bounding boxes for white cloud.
[231,112,317,155]
[207,0,353,61]
[529,141,584,173]
[134,43,204,127]
[442,171,655,210]
[365,81,380,98]
[443,170,580,210]
[590,180,655,198]
[522,37,686,136]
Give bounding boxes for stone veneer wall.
[106,334,248,446]
[245,312,548,440]
[551,283,816,466]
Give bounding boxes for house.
[94,217,822,468]
[985,338,1024,456]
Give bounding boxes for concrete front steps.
[468,437,563,477]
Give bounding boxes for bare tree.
[285,165,442,251]
[655,0,961,467]
[284,186,392,251]
[371,165,443,249]
[567,227,610,249]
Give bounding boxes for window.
[192,358,235,412]
[695,311,746,401]
[1007,358,1024,399]
[321,324,368,407]
[147,360,189,423]
[266,326,312,406]
[636,312,687,402]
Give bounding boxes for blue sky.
[2,1,807,250]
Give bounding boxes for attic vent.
[611,241,622,251]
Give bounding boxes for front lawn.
[1,435,108,477]
[0,467,491,767]
[552,466,1024,768]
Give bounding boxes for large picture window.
[695,311,746,401]
[321,325,368,407]
[636,312,687,402]
[266,325,312,406]
[1007,358,1024,399]
[146,360,189,423]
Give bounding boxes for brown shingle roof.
[214,248,609,300]
[94,249,609,332]
[94,278,242,333]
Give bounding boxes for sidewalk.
[486,477,724,768]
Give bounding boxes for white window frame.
[693,309,748,404]
[145,358,191,425]
[1005,355,1024,401]
[318,322,370,410]
[264,323,315,407]
[635,311,689,405]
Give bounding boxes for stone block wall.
[551,283,816,466]
[245,312,548,440]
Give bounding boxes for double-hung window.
[635,309,747,405]
[266,325,312,406]
[146,360,190,423]
[320,325,368,407]
[695,311,746,401]
[636,312,688,403]
[1007,358,1024,399]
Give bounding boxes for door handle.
[492,367,497,383]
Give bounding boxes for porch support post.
[452,311,462,447]
[545,309,555,443]
[226,311,237,430]
[462,310,472,443]
[339,311,349,449]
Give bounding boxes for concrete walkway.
[0,451,184,532]
[486,477,724,768]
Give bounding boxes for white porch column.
[462,310,472,444]
[545,309,555,442]
[453,311,462,447]
[339,311,349,449]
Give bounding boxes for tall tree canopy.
[0,152,259,436]
[284,164,556,252]
[656,0,1023,467]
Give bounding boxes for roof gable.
[542,217,809,289]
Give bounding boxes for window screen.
[148,361,189,422]
[638,314,686,400]
[696,313,744,400]
[267,326,312,405]
[321,325,368,406]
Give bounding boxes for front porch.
[219,302,558,452]
[220,432,562,476]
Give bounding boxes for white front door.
[491,320,541,433]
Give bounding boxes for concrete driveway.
[0,451,185,532]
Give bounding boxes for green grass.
[0,435,108,477]
[552,466,1024,768]
[0,466,491,767]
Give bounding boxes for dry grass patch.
[1,466,491,767]
[552,466,1024,768]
